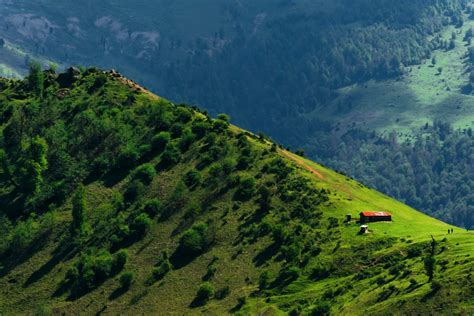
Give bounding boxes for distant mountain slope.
[0,68,472,315]
[0,0,467,133]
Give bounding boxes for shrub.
[179,223,210,256]
[376,276,386,285]
[113,249,129,272]
[170,123,183,138]
[177,107,192,123]
[327,217,339,229]
[10,217,40,251]
[431,280,442,293]
[191,120,210,139]
[131,164,156,185]
[184,170,202,189]
[124,180,145,203]
[160,143,181,167]
[235,177,257,201]
[67,250,114,291]
[117,145,140,169]
[237,155,253,170]
[120,272,134,289]
[178,127,196,151]
[217,114,230,123]
[152,259,173,281]
[130,213,152,239]
[272,224,289,244]
[152,132,171,152]
[280,266,300,282]
[259,271,272,290]
[196,282,214,303]
[310,264,331,281]
[142,199,162,218]
[311,301,330,316]
[212,119,228,132]
[203,265,217,281]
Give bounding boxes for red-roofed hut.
[360,211,392,223]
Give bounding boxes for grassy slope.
[320,15,474,137]
[0,72,472,315]
[246,153,474,315]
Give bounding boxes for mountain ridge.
[0,68,472,315]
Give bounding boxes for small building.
[359,225,369,234]
[360,211,392,223]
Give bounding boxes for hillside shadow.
[169,249,198,270]
[109,286,127,300]
[23,241,78,287]
[0,231,51,278]
[253,242,280,267]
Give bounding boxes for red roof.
[360,211,391,217]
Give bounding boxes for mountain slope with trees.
[3,1,474,231]
[0,68,472,315]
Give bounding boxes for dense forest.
[161,0,467,142]
[311,121,474,229]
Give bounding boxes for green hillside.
[0,68,472,315]
[322,12,474,136]
[5,0,474,230]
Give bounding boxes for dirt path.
[280,150,325,180]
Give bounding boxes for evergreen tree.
[71,185,87,236]
[28,61,44,98]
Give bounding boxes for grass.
[0,70,472,315]
[319,15,474,137]
[245,151,474,314]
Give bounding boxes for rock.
[57,67,81,88]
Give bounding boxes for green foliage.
[10,217,40,250]
[18,136,49,201]
[131,164,156,185]
[142,199,162,218]
[179,223,210,256]
[120,271,134,289]
[152,132,171,153]
[259,270,272,290]
[424,256,436,282]
[117,145,140,169]
[321,121,474,228]
[217,114,230,123]
[160,143,181,167]
[152,256,173,281]
[178,127,196,151]
[71,185,87,236]
[235,177,257,201]
[184,170,202,189]
[113,249,129,272]
[130,213,152,239]
[195,282,214,304]
[28,62,44,98]
[0,215,13,255]
[124,180,146,204]
[67,249,115,292]
[311,301,331,316]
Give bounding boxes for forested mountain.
[0,0,467,135]
[312,122,474,229]
[0,68,472,315]
[2,1,474,248]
